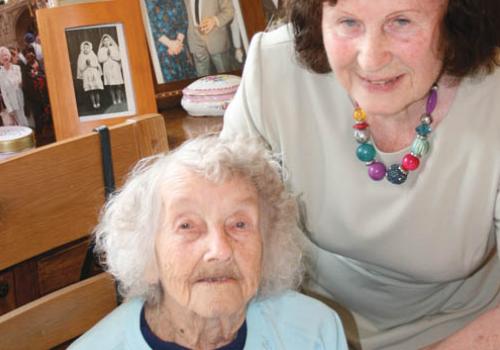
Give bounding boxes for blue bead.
[416,123,432,137]
[356,143,376,162]
[386,164,408,184]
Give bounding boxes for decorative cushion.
[181,74,241,117]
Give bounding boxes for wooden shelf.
[161,106,224,149]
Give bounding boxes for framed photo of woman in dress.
[140,0,267,105]
[36,0,156,140]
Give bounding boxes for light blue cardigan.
[69,291,348,350]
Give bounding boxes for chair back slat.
[0,273,116,350]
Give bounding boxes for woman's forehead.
[160,168,257,207]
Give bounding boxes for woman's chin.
[192,300,244,319]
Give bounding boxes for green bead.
[411,138,430,157]
[356,143,376,162]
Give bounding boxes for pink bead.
[401,154,420,171]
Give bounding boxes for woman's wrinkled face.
[322,0,448,116]
[151,170,262,318]
[0,51,11,65]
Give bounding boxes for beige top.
[221,25,500,350]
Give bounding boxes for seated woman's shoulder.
[247,291,348,349]
[252,290,338,320]
[68,298,145,350]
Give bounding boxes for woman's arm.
[423,305,500,350]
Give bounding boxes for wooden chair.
[0,114,169,349]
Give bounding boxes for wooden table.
[161,106,224,149]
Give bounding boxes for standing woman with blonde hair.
[0,46,29,126]
[222,0,500,349]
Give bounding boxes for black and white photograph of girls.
[65,23,136,121]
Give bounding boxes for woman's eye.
[334,18,362,37]
[179,222,191,230]
[341,19,359,28]
[394,17,411,26]
[386,17,414,33]
[227,218,252,233]
[235,221,246,229]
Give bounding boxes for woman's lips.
[359,74,404,91]
[197,276,235,284]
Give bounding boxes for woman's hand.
[159,35,183,56]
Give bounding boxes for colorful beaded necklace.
[352,84,438,185]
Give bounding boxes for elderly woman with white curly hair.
[70,135,347,350]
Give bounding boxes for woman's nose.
[356,30,392,72]
[204,225,233,262]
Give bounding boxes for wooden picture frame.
[142,0,267,107]
[36,0,157,140]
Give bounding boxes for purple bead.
[368,162,386,181]
[426,88,438,114]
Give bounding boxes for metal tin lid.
[0,126,35,154]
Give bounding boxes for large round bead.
[411,138,430,157]
[387,164,408,184]
[356,143,376,162]
[368,162,386,181]
[353,107,366,122]
[354,128,370,143]
[401,153,420,171]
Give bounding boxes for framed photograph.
[36,0,157,140]
[140,0,266,105]
[65,24,135,121]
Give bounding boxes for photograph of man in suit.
[184,0,234,76]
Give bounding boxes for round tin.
[0,126,35,159]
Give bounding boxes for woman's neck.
[3,62,11,70]
[145,300,246,350]
[367,75,460,153]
